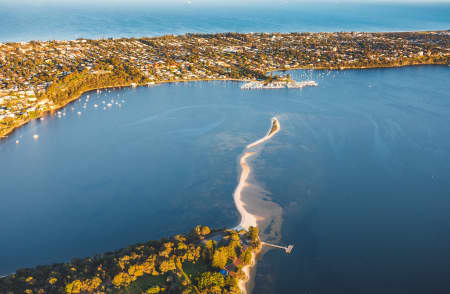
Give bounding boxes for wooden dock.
[261,242,294,254]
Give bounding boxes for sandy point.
[246,117,280,149]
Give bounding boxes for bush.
[197,272,224,291]
[145,285,161,293]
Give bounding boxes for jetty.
[261,241,294,254]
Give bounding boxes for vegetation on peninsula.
[0,226,261,294]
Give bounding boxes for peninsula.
[0,31,449,138]
[0,117,283,294]
[0,226,261,294]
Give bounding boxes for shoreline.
[0,77,249,140]
[0,64,446,141]
[239,245,261,294]
[232,117,280,294]
[265,61,448,74]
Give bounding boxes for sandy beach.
[234,117,280,230]
[233,117,282,294]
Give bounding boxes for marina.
[241,80,318,90]
[0,64,449,294]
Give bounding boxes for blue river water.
[0,2,449,42]
[1,66,449,293]
[1,1,450,292]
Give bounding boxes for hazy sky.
[5,0,450,4]
[3,0,449,10]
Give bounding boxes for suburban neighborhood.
[1,31,449,137]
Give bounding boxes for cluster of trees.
[263,73,293,84]
[0,225,260,294]
[42,60,146,105]
[0,57,149,137]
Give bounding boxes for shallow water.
[1,66,449,293]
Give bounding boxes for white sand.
[234,117,280,230]
[238,249,258,294]
[234,151,258,230]
[232,117,281,294]
[246,117,280,149]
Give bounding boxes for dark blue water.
[0,2,449,42]
[253,66,450,294]
[1,66,449,293]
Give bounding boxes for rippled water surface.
[1,2,449,42]
[1,66,449,293]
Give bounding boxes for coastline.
[0,226,258,293]
[265,60,449,74]
[0,77,249,141]
[233,117,281,294]
[1,64,447,142]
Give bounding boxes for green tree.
[159,259,176,273]
[248,226,258,242]
[200,226,211,236]
[211,248,228,269]
[230,232,240,242]
[242,250,252,265]
[197,272,224,291]
[145,285,161,293]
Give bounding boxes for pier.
[261,241,294,254]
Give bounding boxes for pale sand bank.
[233,117,283,294]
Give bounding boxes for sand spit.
[234,152,259,230]
[232,117,282,294]
[246,117,280,149]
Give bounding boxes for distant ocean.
[1,2,450,294]
[0,2,449,42]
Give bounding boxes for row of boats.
[17,91,127,144]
